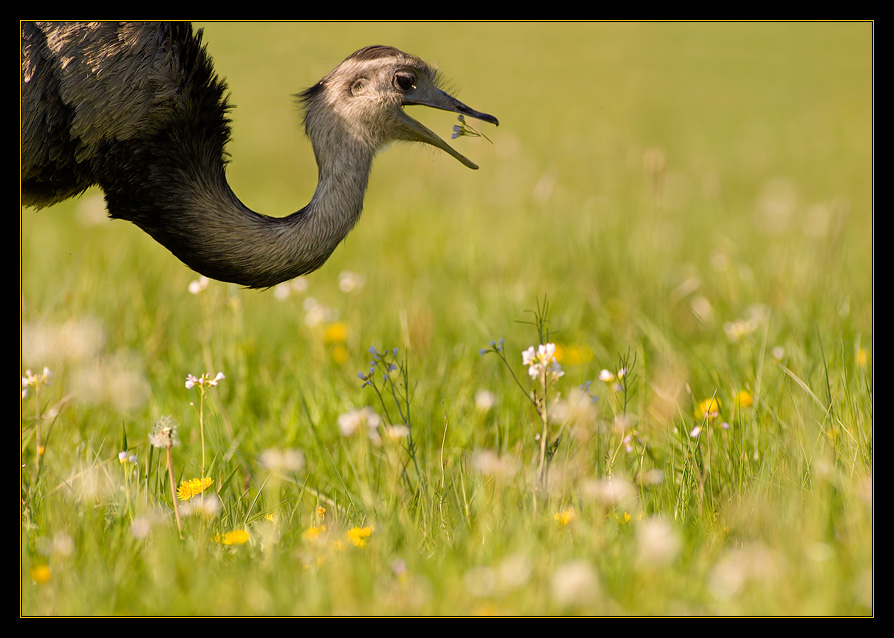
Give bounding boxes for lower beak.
[398,89,499,170]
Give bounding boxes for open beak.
[397,88,499,170]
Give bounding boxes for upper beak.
[397,87,499,170]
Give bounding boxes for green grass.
[20,21,873,616]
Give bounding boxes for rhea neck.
[111,105,377,290]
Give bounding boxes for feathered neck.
[98,27,377,289]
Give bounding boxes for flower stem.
[199,388,206,476]
[34,383,42,471]
[536,372,550,488]
[166,445,183,536]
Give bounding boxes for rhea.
[21,22,498,289]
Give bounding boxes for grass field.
[20,21,873,616]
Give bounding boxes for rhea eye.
[394,72,416,92]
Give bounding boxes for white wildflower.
[522,343,564,380]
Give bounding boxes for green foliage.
[21,21,872,616]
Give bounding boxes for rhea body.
[21,22,498,288]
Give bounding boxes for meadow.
[20,21,873,616]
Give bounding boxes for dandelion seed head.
[149,416,178,448]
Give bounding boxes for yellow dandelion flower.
[553,343,566,362]
[177,477,213,501]
[734,390,753,409]
[30,564,51,584]
[856,347,868,368]
[695,398,721,421]
[553,343,593,366]
[303,525,327,542]
[323,321,348,344]
[554,509,575,526]
[346,525,374,547]
[212,529,249,545]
